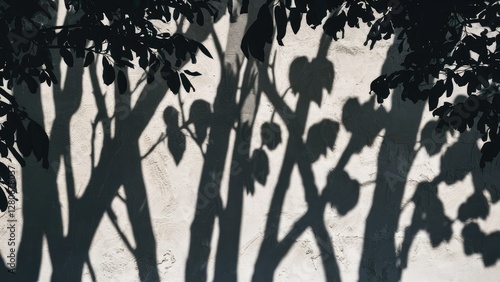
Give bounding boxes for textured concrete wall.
[1,3,499,282]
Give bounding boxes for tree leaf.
[102,57,115,86]
[275,4,287,46]
[167,127,185,165]
[167,72,181,94]
[180,73,194,92]
[289,9,302,34]
[60,48,74,67]
[261,122,281,150]
[188,100,211,145]
[197,42,212,59]
[252,149,269,185]
[163,106,179,128]
[305,119,339,163]
[27,121,49,169]
[184,70,201,76]
[324,169,360,215]
[370,75,389,103]
[83,51,94,67]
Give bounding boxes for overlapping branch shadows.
[398,96,500,271]
[249,33,380,282]
[12,6,216,281]
[358,40,428,281]
[15,50,163,281]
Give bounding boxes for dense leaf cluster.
[0,0,218,205]
[242,0,500,167]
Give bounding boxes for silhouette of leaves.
[241,4,273,61]
[412,183,452,247]
[180,73,195,93]
[305,119,339,162]
[323,11,347,40]
[370,74,389,104]
[60,48,74,67]
[419,120,448,156]
[274,4,287,46]
[167,72,181,94]
[102,57,115,86]
[164,107,185,165]
[289,9,302,34]
[251,149,269,185]
[28,120,49,169]
[462,223,500,267]
[188,100,211,145]
[261,122,281,150]
[324,169,360,215]
[289,57,334,105]
[83,51,94,67]
[458,193,490,221]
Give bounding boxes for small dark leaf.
[197,42,213,59]
[167,127,185,165]
[188,100,211,145]
[60,48,74,67]
[289,9,302,34]
[25,75,38,94]
[370,75,389,103]
[275,4,287,45]
[180,73,194,92]
[163,106,179,128]
[83,51,94,67]
[305,119,339,162]
[324,169,360,215]
[184,70,201,76]
[261,122,282,150]
[27,121,49,169]
[102,57,115,86]
[167,72,181,94]
[446,76,454,97]
[252,149,269,185]
[323,11,347,40]
[196,11,204,26]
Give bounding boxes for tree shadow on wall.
[359,47,500,281]
[181,9,386,279]
[181,4,354,279]
[9,8,216,282]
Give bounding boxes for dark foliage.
[241,0,500,167]
[0,0,220,204]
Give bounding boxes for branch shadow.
[11,10,191,281]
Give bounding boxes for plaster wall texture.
[1,4,499,282]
